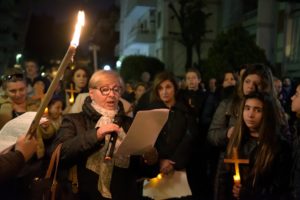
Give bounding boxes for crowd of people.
[0,60,300,200]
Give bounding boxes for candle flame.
[71,11,85,47]
[233,174,240,185]
[69,95,74,104]
[44,107,48,114]
[156,173,162,180]
[69,83,75,104]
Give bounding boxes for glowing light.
[16,54,22,64]
[116,60,122,69]
[44,107,48,115]
[156,173,162,180]
[71,11,85,47]
[233,174,240,185]
[103,65,111,71]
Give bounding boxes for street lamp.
[16,53,22,64]
[103,65,111,70]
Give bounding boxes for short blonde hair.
[88,70,124,92]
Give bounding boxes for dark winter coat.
[51,96,158,200]
[149,100,197,170]
[0,151,25,184]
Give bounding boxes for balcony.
[126,0,156,19]
[127,26,156,45]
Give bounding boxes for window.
[157,11,161,28]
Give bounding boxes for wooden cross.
[224,147,249,185]
[65,83,77,104]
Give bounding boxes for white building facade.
[118,0,300,78]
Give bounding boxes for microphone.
[104,115,122,161]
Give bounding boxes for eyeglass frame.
[93,86,122,96]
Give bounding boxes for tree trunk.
[185,44,193,70]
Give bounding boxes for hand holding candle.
[224,147,249,186]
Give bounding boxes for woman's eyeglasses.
[1,73,24,81]
[97,86,122,96]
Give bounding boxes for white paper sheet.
[115,109,169,156]
[143,171,192,200]
[0,112,36,152]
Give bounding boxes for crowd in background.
[0,59,300,200]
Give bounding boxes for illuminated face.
[5,81,27,104]
[223,72,236,88]
[243,98,263,131]
[158,80,176,106]
[49,101,63,120]
[291,85,300,114]
[73,69,88,90]
[243,74,261,95]
[89,76,121,110]
[185,72,200,91]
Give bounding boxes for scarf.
[86,101,129,198]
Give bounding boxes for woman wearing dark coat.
[148,71,198,198]
[51,70,158,200]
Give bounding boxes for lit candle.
[44,107,48,115]
[233,174,240,185]
[224,147,249,186]
[156,173,163,180]
[67,83,75,104]
[147,173,163,185]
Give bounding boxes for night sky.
[24,0,115,67]
[32,0,114,22]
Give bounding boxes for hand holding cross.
[224,147,249,185]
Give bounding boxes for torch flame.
[71,11,85,47]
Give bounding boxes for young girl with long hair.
[227,92,292,200]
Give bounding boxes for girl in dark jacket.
[208,64,290,200]
[227,92,292,200]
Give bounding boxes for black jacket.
[0,151,25,184]
[149,101,197,170]
[51,97,158,200]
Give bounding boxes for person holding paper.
[0,134,37,184]
[148,71,197,198]
[51,70,158,200]
[227,92,292,200]
[0,67,40,129]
